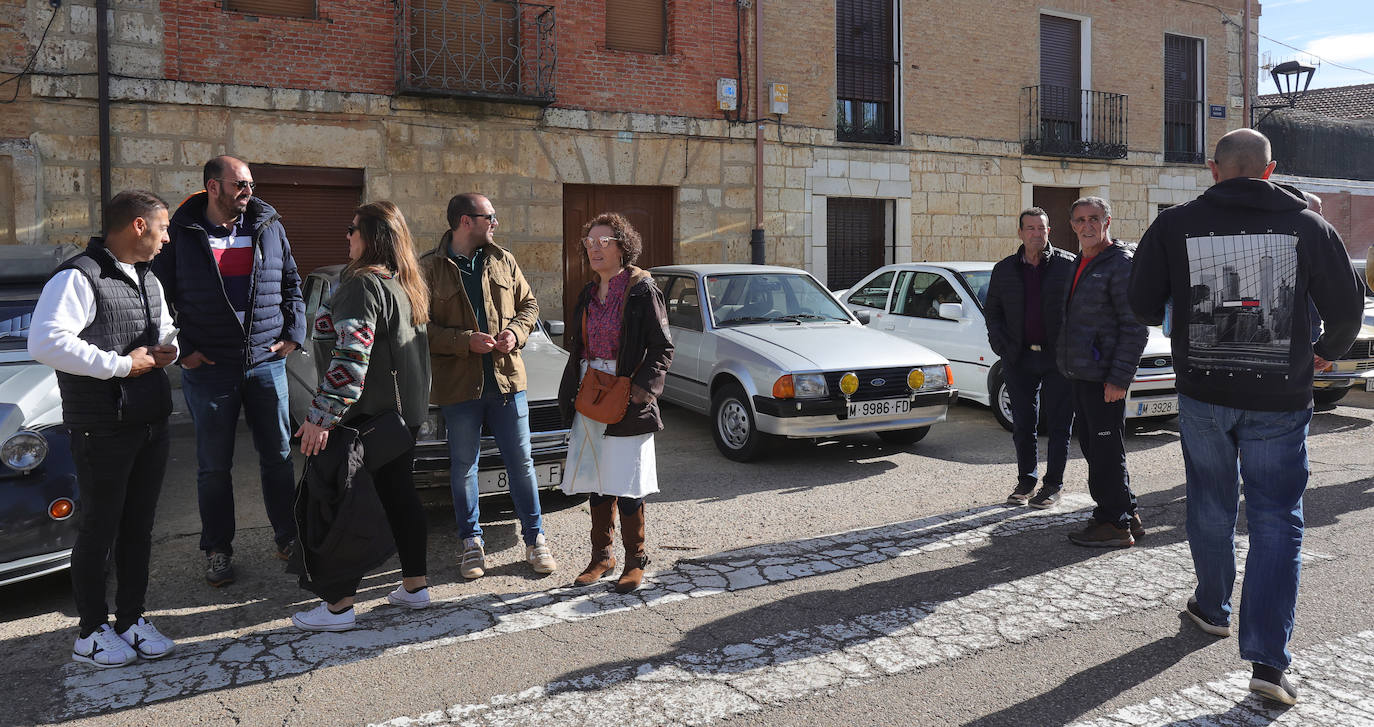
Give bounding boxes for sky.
[1257,0,1374,89]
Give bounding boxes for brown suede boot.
[615,501,650,593]
[574,498,617,586]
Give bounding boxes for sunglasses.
[346,224,359,235]
[215,179,256,191]
[582,236,619,249]
[463,213,497,223]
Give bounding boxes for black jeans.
[313,440,427,604]
[1071,380,1136,526]
[69,420,169,636]
[1004,349,1073,489]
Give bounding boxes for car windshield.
[0,299,37,350]
[955,270,992,309]
[706,273,852,326]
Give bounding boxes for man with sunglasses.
[153,155,304,587]
[419,193,557,579]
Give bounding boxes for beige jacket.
[419,240,539,405]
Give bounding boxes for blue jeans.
[442,391,544,545]
[181,357,297,555]
[1178,394,1311,670]
[1004,350,1073,489]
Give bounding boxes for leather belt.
[1027,344,1043,352]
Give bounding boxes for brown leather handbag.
[574,295,635,424]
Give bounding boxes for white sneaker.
[116,617,175,659]
[526,533,558,574]
[460,537,486,579]
[72,624,137,668]
[291,602,356,632]
[387,584,431,609]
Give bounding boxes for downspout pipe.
[1242,0,1251,127]
[97,0,112,209]
[750,0,765,265]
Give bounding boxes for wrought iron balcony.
[1164,98,1205,164]
[399,0,556,105]
[1022,85,1128,160]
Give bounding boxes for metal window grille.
[399,0,557,104]
[1022,85,1128,159]
[826,198,889,290]
[836,0,898,144]
[1164,34,1204,164]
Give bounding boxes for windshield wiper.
[787,313,849,322]
[717,316,776,326]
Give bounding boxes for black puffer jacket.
[985,243,1075,367]
[557,267,674,436]
[1056,243,1148,388]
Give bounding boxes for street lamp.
[1252,60,1317,127]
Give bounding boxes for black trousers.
[69,420,169,636]
[1070,380,1137,526]
[314,441,427,604]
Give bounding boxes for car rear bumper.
[410,430,570,493]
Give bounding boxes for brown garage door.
[250,165,365,278]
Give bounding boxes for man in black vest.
[28,191,179,668]
[985,208,1076,509]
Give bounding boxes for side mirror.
[543,319,566,336]
[937,302,964,321]
[853,310,871,325]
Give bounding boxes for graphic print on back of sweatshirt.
[1185,233,1298,373]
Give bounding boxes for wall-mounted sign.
[1209,104,1226,119]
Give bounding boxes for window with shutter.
[835,0,897,144]
[1039,14,1081,138]
[606,0,666,55]
[224,0,316,19]
[1164,34,1204,163]
[826,198,890,290]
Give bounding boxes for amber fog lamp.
[907,369,925,391]
[839,372,859,397]
[49,497,74,521]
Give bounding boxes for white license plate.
[479,462,563,491]
[846,397,912,419]
[1134,399,1178,416]
[1365,378,1374,392]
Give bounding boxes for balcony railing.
[398,0,556,105]
[1164,98,1205,164]
[1022,85,1128,160]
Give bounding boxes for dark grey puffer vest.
[53,238,172,425]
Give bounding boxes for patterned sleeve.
[306,275,380,429]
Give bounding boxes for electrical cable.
[0,5,61,104]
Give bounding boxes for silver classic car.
[286,265,570,494]
[650,264,958,461]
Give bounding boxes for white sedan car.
[650,264,958,461]
[838,262,1177,431]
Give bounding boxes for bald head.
[1210,129,1274,181]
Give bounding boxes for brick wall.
[161,0,393,94]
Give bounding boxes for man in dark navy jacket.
[153,156,304,586]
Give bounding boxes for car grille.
[823,367,919,402]
[478,401,566,436]
[1344,339,1374,360]
[1138,354,1173,370]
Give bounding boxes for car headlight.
[2,430,49,472]
[416,410,446,442]
[771,373,828,399]
[912,365,951,391]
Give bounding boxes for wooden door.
[1032,186,1081,255]
[562,185,674,320]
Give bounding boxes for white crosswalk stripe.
[59,495,1101,717]
[1068,631,1374,726]
[372,543,1333,727]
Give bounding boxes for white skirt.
[561,359,660,498]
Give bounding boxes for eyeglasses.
[216,179,256,191]
[463,213,497,223]
[346,224,359,235]
[582,236,619,249]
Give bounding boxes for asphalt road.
[3,389,1373,726]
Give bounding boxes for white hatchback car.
[650,264,958,461]
[839,262,1177,431]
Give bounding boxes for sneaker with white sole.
[291,602,356,632]
[387,584,431,610]
[1182,597,1231,637]
[117,617,175,659]
[526,533,558,574]
[460,536,486,579]
[1250,663,1298,705]
[72,624,137,668]
[1027,486,1062,509]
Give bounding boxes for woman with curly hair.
[292,200,433,630]
[557,212,673,593]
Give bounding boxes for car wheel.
[876,426,930,446]
[711,383,770,462]
[992,373,1014,432]
[1313,387,1350,406]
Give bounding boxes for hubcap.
[998,383,1012,422]
[717,398,751,449]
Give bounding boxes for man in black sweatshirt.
[1128,128,1363,707]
